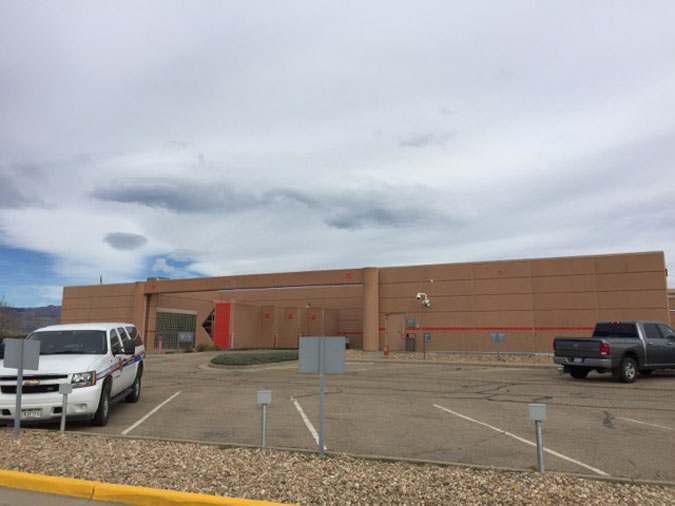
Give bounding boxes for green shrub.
[196,343,223,352]
[182,347,194,353]
[210,350,298,367]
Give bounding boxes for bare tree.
[0,294,15,340]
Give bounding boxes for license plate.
[21,409,42,419]
[573,357,583,364]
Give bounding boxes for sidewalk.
[0,486,124,506]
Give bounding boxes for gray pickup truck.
[553,321,675,383]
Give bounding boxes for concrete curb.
[0,469,290,506]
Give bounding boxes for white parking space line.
[121,391,182,435]
[290,397,327,451]
[617,417,674,431]
[433,404,609,476]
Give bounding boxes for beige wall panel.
[380,296,473,314]
[473,331,535,353]
[379,264,473,283]
[473,277,532,295]
[598,290,668,310]
[338,320,365,333]
[63,283,136,298]
[596,272,667,291]
[279,307,301,348]
[338,309,363,321]
[232,304,261,349]
[530,257,596,277]
[594,251,665,274]
[533,310,598,327]
[61,307,133,321]
[472,261,531,280]
[532,274,597,294]
[379,279,473,297]
[473,294,533,311]
[473,311,533,327]
[597,308,670,322]
[260,306,276,348]
[145,268,363,295]
[433,332,476,352]
[325,309,338,335]
[62,295,134,310]
[533,293,597,311]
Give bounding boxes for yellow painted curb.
[0,469,290,505]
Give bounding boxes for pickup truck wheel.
[570,367,590,379]
[91,383,111,426]
[618,357,638,383]
[125,372,141,403]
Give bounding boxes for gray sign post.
[529,403,547,472]
[299,336,346,457]
[490,332,506,360]
[257,390,272,448]
[4,339,41,437]
[59,383,73,432]
[423,332,431,359]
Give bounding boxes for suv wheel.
[125,372,141,403]
[92,382,111,426]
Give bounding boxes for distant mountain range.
[3,305,61,336]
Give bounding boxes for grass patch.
[211,349,298,367]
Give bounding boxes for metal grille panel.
[155,312,196,349]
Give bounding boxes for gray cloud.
[92,177,450,231]
[0,175,29,208]
[399,133,449,148]
[103,232,148,251]
[93,179,259,213]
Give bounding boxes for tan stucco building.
[60,251,672,353]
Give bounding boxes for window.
[118,327,134,348]
[593,323,638,338]
[126,326,143,346]
[110,330,123,354]
[657,324,675,339]
[643,323,661,340]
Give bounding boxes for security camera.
[423,299,431,309]
[416,292,424,300]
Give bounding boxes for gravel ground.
[346,350,554,365]
[1,430,673,505]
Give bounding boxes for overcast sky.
[1,1,674,307]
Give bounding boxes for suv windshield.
[26,330,107,355]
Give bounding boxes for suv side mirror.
[123,343,136,355]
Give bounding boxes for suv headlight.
[71,371,96,388]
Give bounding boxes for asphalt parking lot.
[60,352,675,482]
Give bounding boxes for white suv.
[0,323,145,427]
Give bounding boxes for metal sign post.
[257,391,272,448]
[299,336,346,457]
[4,339,41,437]
[490,332,506,360]
[423,332,431,359]
[59,383,73,432]
[528,403,547,472]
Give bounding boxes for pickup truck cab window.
[657,324,675,339]
[644,323,661,340]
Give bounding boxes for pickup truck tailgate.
[554,338,603,358]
